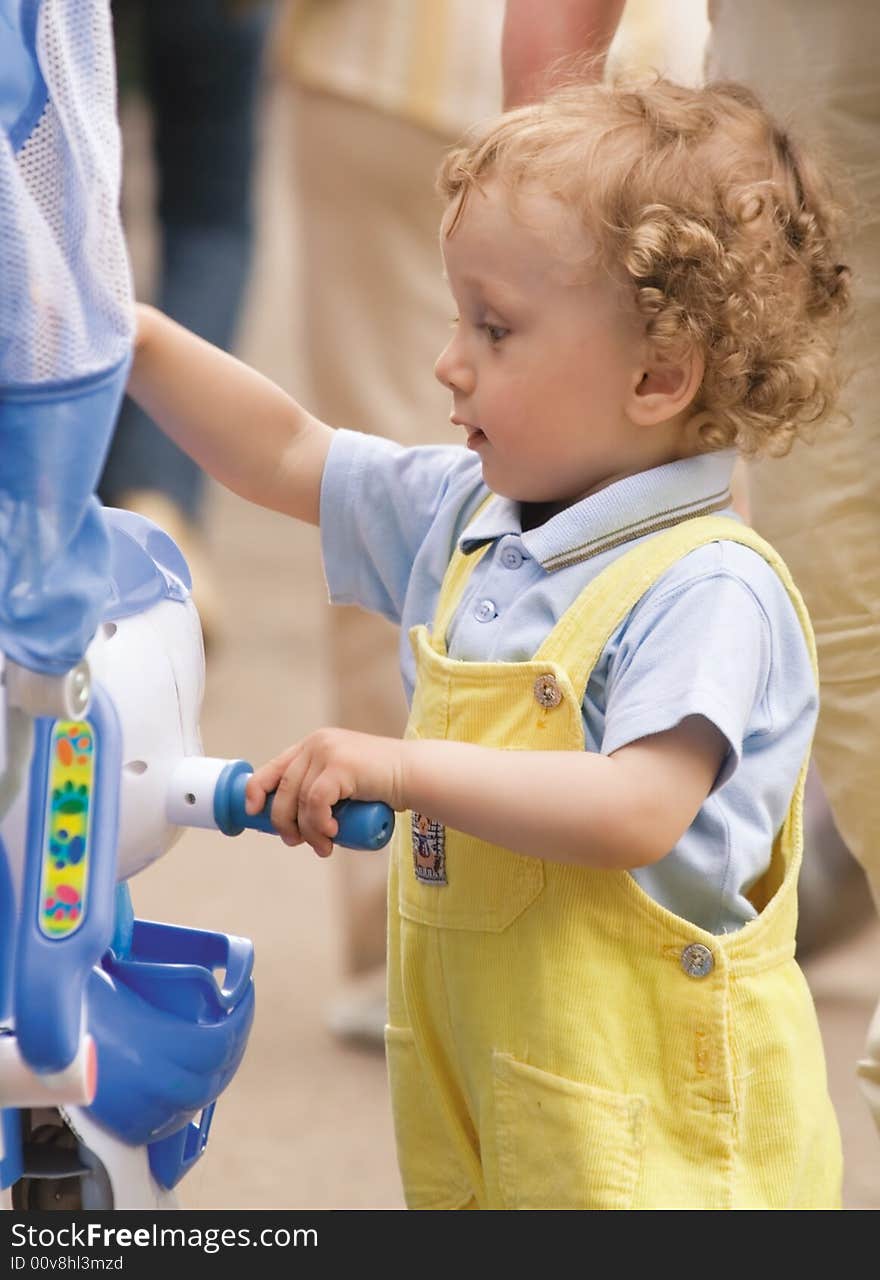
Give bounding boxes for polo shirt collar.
[459,450,737,572]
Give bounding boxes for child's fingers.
[308,835,335,859]
[256,745,302,787]
[243,774,269,816]
[246,746,302,815]
[297,767,343,859]
[269,752,312,842]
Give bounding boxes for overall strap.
[430,497,494,651]
[533,515,817,704]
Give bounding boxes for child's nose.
[434,338,476,396]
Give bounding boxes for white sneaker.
[324,965,387,1049]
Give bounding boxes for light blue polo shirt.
[320,429,817,935]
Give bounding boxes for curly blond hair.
[438,75,850,457]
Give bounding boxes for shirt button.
[474,599,497,623]
[501,546,524,570]
[533,673,563,708]
[680,942,714,978]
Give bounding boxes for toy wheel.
[11,1114,114,1211]
[12,1123,84,1210]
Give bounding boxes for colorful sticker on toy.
[38,721,94,937]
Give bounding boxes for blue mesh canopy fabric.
[0,0,133,673]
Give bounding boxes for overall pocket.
[493,1052,647,1210]
[385,1025,475,1210]
[397,815,545,932]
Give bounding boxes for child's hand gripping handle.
[167,758,395,851]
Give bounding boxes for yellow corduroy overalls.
[385,514,842,1210]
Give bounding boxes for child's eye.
[449,316,460,327]
[483,323,509,344]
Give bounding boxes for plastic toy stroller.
[0,509,256,1209]
[1,503,391,1209]
[0,0,392,1210]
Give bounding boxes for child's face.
[436,182,648,508]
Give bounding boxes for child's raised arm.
[128,304,333,524]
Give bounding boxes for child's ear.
[628,343,704,427]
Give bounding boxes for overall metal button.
[474,599,497,623]
[533,673,563,708]
[501,546,524,570]
[680,942,714,978]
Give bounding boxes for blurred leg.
[708,0,880,1122]
[101,0,273,526]
[290,87,453,994]
[707,0,880,911]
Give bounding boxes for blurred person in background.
[501,0,880,1126]
[275,0,507,1043]
[100,0,276,645]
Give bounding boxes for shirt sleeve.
[599,544,815,792]
[319,429,481,625]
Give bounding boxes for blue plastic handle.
[213,760,394,851]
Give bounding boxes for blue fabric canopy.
[0,0,133,674]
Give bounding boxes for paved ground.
[122,77,880,1212]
